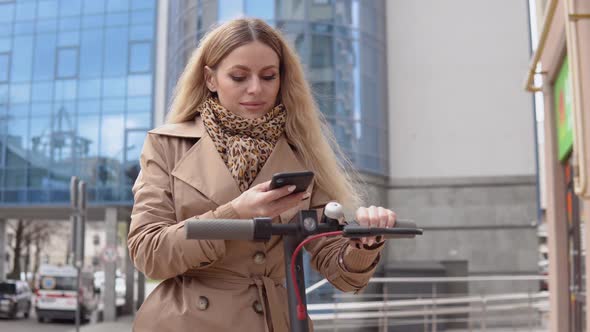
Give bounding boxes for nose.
[246,77,262,95]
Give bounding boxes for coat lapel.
[171,126,310,222]
[171,134,242,206]
[251,136,311,223]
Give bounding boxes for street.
[0,309,95,332]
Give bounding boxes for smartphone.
[269,171,314,193]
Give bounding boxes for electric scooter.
[186,202,423,332]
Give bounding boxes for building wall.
[384,0,539,281]
[386,0,535,179]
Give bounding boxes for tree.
[7,220,58,280]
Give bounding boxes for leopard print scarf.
[199,97,287,192]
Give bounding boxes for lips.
[240,102,266,110]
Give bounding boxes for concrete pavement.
[67,315,133,332]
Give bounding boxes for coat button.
[253,252,266,264]
[197,296,209,310]
[252,300,264,314]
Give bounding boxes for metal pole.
[481,297,487,332]
[75,181,87,329]
[71,176,80,332]
[381,286,388,332]
[283,211,314,332]
[431,283,437,332]
[528,288,533,331]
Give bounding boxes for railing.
[305,275,548,331]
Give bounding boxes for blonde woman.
[128,18,397,332]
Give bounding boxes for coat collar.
[166,117,308,211]
[148,116,205,138]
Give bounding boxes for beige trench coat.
[128,116,384,332]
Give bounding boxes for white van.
[35,264,98,323]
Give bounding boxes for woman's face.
[205,41,281,119]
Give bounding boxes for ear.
[204,66,217,92]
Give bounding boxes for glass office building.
[0,0,157,205]
[167,0,389,175]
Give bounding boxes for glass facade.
[0,0,157,205]
[167,0,389,175]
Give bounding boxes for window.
[0,53,9,82]
[219,0,244,21]
[245,0,274,20]
[33,34,57,80]
[37,0,58,19]
[129,42,151,73]
[79,30,103,78]
[11,36,33,82]
[56,47,78,78]
[0,3,15,23]
[104,27,128,77]
[127,74,151,96]
[311,35,333,68]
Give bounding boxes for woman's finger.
[260,184,297,202]
[377,207,388,228]
[387,210,397,228]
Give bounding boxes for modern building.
[526,0,590,331]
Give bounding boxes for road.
[0,309,95,332]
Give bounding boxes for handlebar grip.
[343,219,423,239]
[347,219,417,229]
[185,219,255,240]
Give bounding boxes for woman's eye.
[230,75,246,82]
[262,75,277,81]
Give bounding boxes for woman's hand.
[353,205,397,247]
[231,180,309,219]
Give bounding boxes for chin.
[238,108,271,120]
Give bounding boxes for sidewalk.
[68,315,133,332]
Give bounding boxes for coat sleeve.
[304,187,384,294]
[127,133,239,280]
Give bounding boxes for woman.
[128,18,397,332]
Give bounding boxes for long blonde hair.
[167,18,363,208]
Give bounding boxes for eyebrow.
[230,65,278,71]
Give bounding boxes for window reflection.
[130,42,151,73]
[127,74,152,96]
[77,115,100,157]
[100,114,124,161]
[79,79,101,99]
[83,0,106,15]
[0,4,14,23]
[279,0,304,19]
[80,30,104,78]
[33,34,57,80]
[0,0,158,202]
[245,0,274,20]
[15,2,36,21]
[32,81,53,102]
[38,1,58,20]
[104,27,128,76]
[57,47,78,78]
[126,112,150,129]
[60,0,82,17]
[11,36,34,82]
[102,78,126,98]
[218,0,244,21]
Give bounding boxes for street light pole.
[71,177,86,332]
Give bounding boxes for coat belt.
[183,270,288,332]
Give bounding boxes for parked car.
[35,264,98,323]
[0,279,32,319]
